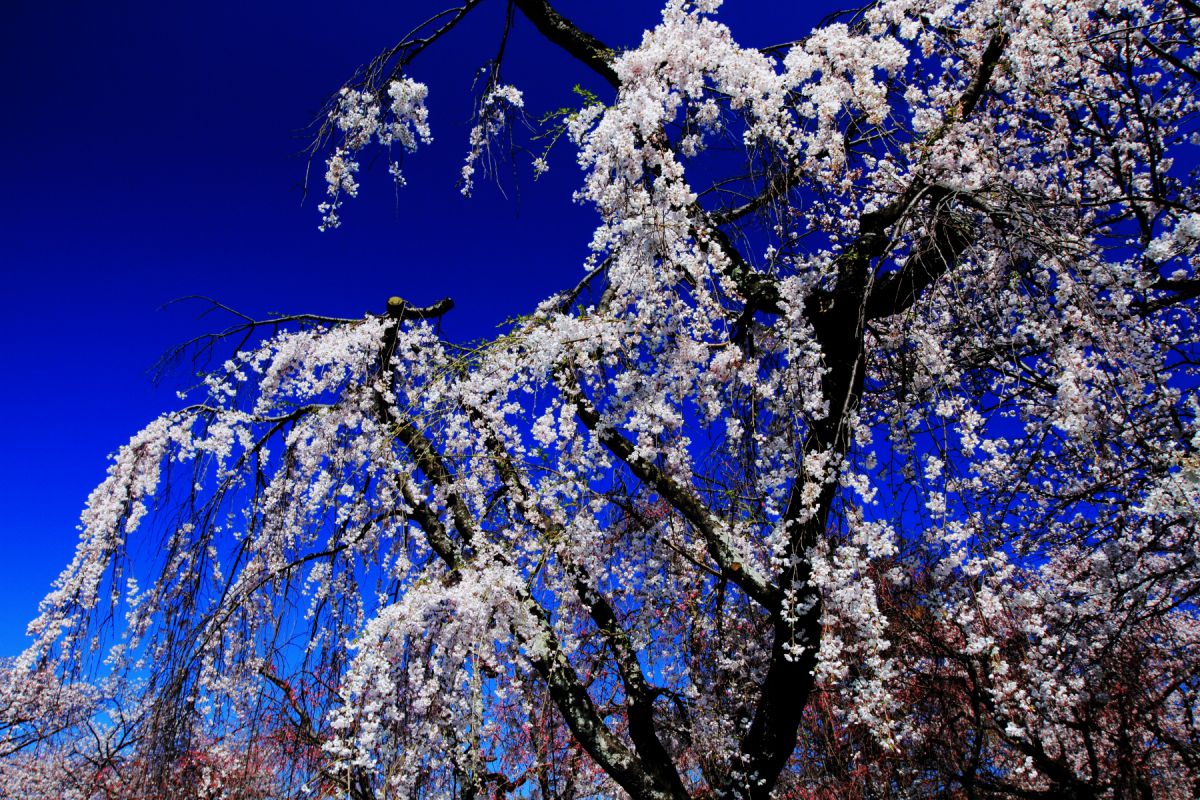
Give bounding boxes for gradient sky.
[0,1,836,656]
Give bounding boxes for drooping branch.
[153,298,364,381]
[369,340,686,800]
[356,1,487,101]
[259,669,377,800]
[467,407,692,798]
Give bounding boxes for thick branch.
[470,411,690,798]
[529,604,683,800]
[551,256,611,315]
[734,612,820,800]
[958,32,1008,119]
[512,0,620,89]
[392,418,483,543]
[730,37,1009,794]
[568,575,691,800]
[385,295,455,321]
[866,189,977,320]
[706,167,797,228]
[1137,277,1200,315]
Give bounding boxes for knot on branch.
[385,296,455,321]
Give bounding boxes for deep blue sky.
[0,1,833,655]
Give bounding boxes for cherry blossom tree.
[13,0,1200,797]
[0,661,290,799]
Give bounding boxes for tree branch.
[369,334,680,800]
[866,188,977,321]
[730,35,1011,796]
[563,370,780,611]
[384,295,455,321]
[467,407,691,798]
[512,0,620,89]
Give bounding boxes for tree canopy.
[8,0,1200,797]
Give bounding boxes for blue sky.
[0,1,835,655]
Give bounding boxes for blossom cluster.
[319,78,432,230]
